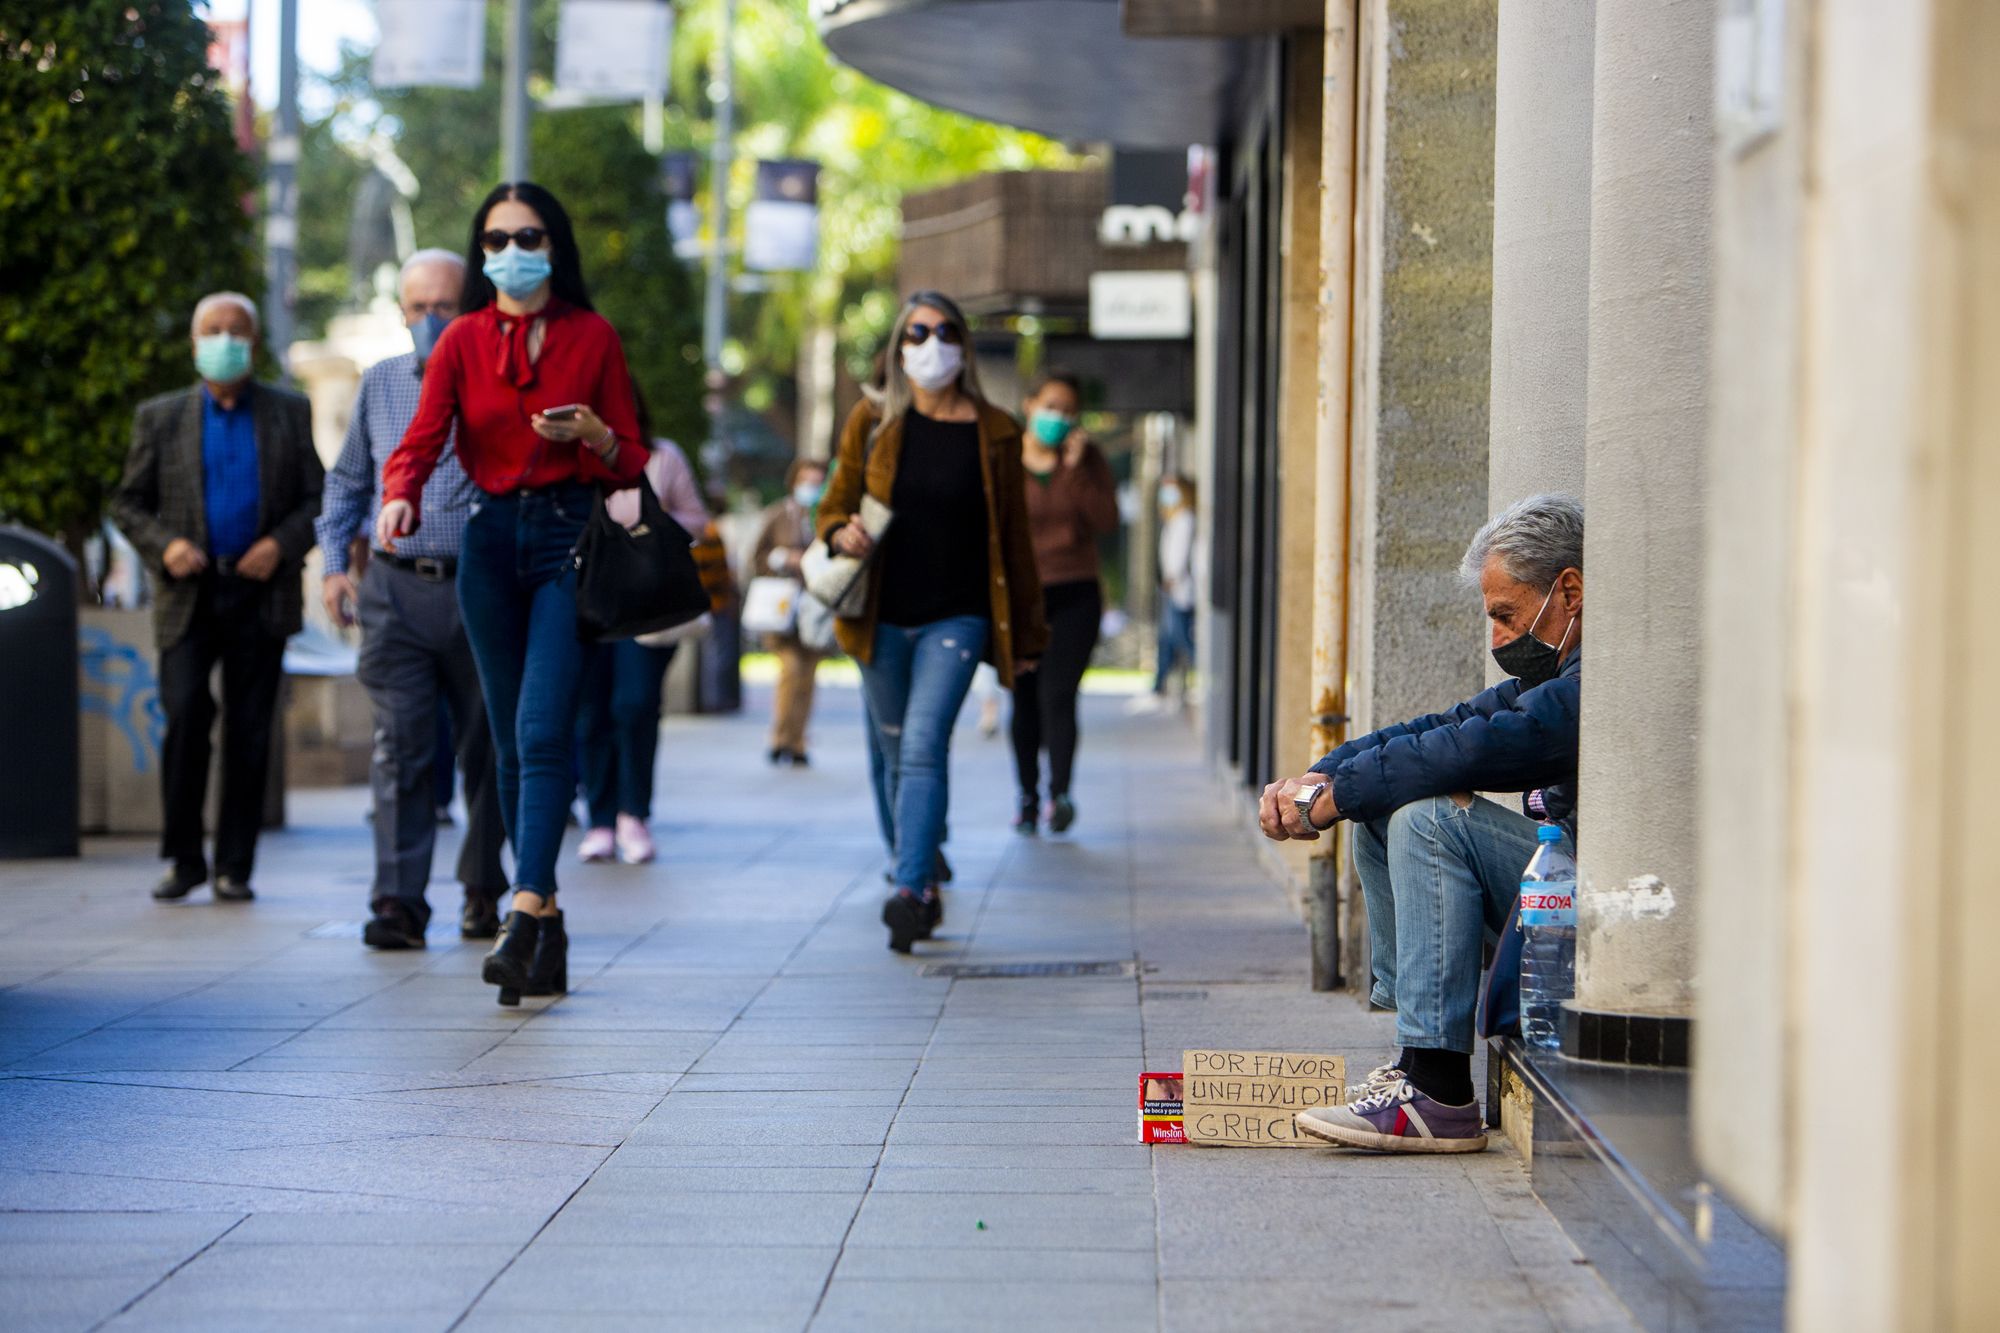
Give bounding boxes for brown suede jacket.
[818,399,1049,687]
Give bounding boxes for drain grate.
[919,960,1138,980]
[1143,989,1210,1002]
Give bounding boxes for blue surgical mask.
[1029,410,1074,448]
[792,482,823,508]
[483,244,552,301]
[1159,484,1183,510]
[408,311,452,363]
[194,333,253,384]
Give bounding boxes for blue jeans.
[575,639,676,826]
[1153,603,1195,692]
[1351,795,1557,1054]
[456,485,593,900]
[859,616,987,892]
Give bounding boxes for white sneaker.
[615,814,655,865]
[577,827,616,863]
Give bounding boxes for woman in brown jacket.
[1010,370,1120,835]
[820,291,1047,952]
[751,457,829,766]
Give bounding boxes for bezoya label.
[1518,879,1577,928]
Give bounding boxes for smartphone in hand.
[541,404,583,422]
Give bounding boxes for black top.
[875,410,991,628]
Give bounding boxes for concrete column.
[1572,0,1713,1028]
[1486,1,1593,507]
[1343,0,1497,739]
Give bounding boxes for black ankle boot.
[525,910,568,996]
[913,889,943,941]
[882,891,925,954]
[482,911,540,1006]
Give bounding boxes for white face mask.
[1160,485,1183,509]
[901,337,964,392]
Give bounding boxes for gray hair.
[399,247,465,283]
[189,291,258,335]
[1460,493,1584,589]
[879,290,987,428]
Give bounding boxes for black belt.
[371,550,457,581]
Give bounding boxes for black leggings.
[1011,580,1102,799]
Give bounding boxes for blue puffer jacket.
[1309,649,1581,833]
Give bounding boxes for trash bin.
[0,526,80,858]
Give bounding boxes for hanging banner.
[557,0,674,101]
[373,0,485,90]
[743,159,821,273]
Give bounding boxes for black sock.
[1399,1048,1474,1107]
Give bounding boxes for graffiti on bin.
[80,626,164,774]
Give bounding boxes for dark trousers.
[575,639,677,826]
[1010,579,1102,800]
[158,575,285,882]
[355,559,507,924]
[456,486,592,899]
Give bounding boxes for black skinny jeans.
[1010,579,1101,800]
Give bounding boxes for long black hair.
[459,182,594,312]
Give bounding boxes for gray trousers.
[356,558,507,922]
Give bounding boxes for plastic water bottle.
[1517,823,1577,1051]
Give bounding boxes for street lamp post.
[264,0,300,368]
[501,0,531,180]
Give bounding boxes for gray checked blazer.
[109,382,324,652]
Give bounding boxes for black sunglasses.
[902,321,963,346]
[479,227,549,253]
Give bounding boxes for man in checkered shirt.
[317,249,507,950]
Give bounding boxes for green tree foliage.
[0,1,259,551]
[532,107,706,454]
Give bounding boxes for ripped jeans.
[859,615,988,892]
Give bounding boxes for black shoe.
[788,750,811,769]
[213,875,255,902]
[483,911,541,1006]
[912,889,943,941]
[1013,794,1039,836]
[524,910,568,996]
[933,851,953,884]
[1048,795,1076,835]
[363,901,427,950]
[459,890,501,940]
[768,748,786,766]
[435,805,455,826]
[151,867,205,901]
[882,891,925,954]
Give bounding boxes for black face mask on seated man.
[1490,582,1574,690]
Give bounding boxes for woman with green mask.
[1010,370,1120,835]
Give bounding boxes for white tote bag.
[740,576,802,636]
[800,494,893,619]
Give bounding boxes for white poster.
[1090,271,1193,340]
[372,0,486,91]
[557,0,674,101]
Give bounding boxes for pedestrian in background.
[1139,473,1198,712]
[111,292,323,905]
[1009,370,1118,836]
[575,426,711,866]
[318,248,509,949]
[378,182,649,1005]
[751,458,830,767]
[819,291,1047,952]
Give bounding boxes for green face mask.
[194,333,253,384]
[1029,410,1073,447]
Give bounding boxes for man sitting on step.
[1258,493,1584,1154]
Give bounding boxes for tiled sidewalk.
[0,684,1633,1332]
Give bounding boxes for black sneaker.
[213,875,255,903]
[882,890,926,954]
[1047,795,1076,834]
[363,901,427,950]
[1013,795,1039,836]
[459,890,502,940]
[151,867,205,901]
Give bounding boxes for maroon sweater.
[1022,442,1120,587]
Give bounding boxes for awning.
[814,0,1245,149]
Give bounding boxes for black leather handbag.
[571,481,710,642]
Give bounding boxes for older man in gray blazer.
[111,291,323,904]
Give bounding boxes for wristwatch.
[1293,781,1330,831]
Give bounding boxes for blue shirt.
[315,351,478,574]
[201,385,261,560]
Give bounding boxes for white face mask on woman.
[902,337,964,392]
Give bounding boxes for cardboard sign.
[1181,1049,1348,1148]
[1139,1073,1185,1144]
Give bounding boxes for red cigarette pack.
[1139,1072,1186,1144]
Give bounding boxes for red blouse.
[382,300,648,527]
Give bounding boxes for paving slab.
[0,685,1632,1331]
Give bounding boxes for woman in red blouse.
[377,182,647,1005]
